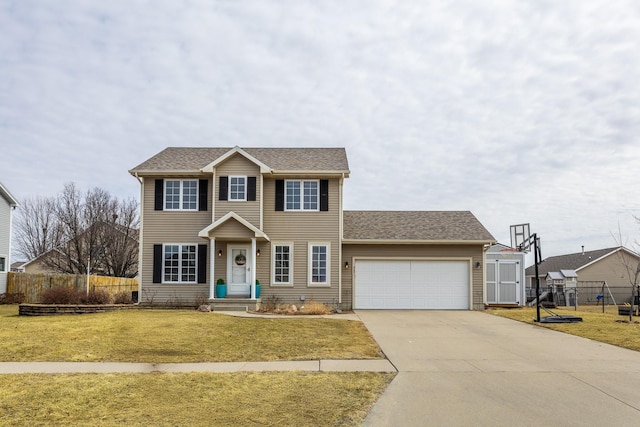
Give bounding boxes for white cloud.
[1,0,639,258]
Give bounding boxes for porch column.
[209,237,216,299]
[250,237,256,299]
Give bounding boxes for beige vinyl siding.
[212,219,257,240]
[578,253,638,287]
[141,176,212,304]
[262,177,341,305]
[214,154,261,226]
[342,244,485,310]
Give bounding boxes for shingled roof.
[343,211,495,242]
[129,147,349,174]
[525,247,631,276]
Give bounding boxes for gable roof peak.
[201,146,272,173]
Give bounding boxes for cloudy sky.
[2,0,639,259]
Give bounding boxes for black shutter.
[247,177,257,201]
[320,180,329,211]
[275,180,284,211]
[198,179,208,211]
[154,180,164,211]
[197,244,207,284]
[219,176,228,201]
[153,244,162,283]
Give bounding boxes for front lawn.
[0,371,395,426]
[0,305,383,362]
[489,306,640,352]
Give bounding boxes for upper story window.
[229,176,247,201]
[286,180,318,211]
[219,176,256,202]
[165,179,198,211]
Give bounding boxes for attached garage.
[354,259,470,309]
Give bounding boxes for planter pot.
[255,284,261,299]
[215,284,227,298]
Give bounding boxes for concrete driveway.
[358,310,640,427]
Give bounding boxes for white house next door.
[227,245,251,296]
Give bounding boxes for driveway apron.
[358,310,640,427]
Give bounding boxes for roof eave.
[129,169,204,176]
[270,170,350,177]
[342,239,496,245]
[0,182,19,207]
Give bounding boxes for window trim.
[271,242,293,286]
[284,179,320,212]
[308,243,330,287]
[162,243,198,284]
[228,176,248,202]
[164,179,199,211]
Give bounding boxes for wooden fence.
[7,272,138,303]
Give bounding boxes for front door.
[227,245,251,296]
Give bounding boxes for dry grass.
[0,371,395,426]
[489,305,640,351]
[0,305,383,362]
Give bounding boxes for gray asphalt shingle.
[343,211,495,242]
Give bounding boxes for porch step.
[210,298,261,312]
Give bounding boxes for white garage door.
[354,260,470,309]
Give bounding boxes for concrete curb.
[0,359,397,375]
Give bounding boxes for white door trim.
[227,244,251,296]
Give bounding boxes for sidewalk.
[0,359,396,374]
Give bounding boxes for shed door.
[486,261,519,304]
[354,260,470,310]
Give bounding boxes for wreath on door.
[235,253,246,265]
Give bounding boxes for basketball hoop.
[499,247,519,259]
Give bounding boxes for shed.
[485,244,526,306]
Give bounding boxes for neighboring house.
[10,261,25,272]
[0,182,19,294]
[525,247,640,305]
[20,223,139,277]
[129,147,495,310]
[485,244,526,307]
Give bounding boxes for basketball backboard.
[510,223,530,250]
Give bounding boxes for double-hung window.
[272,244,292,285]
[229,176,247,201]
[163,244,197,283]
[285,180,318,211]
[309,244,329,286]
[165,180,198,210]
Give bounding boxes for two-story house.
[130,147,495,310]
[0,182,19,294]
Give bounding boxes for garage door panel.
[355,260,469,310]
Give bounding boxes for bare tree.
[13,183,139,277]
[13,196,63,261]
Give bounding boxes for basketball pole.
[517,230,541,322]
[533,233,541,323]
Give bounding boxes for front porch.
[209,297,261,312]
[198,212,270,301]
